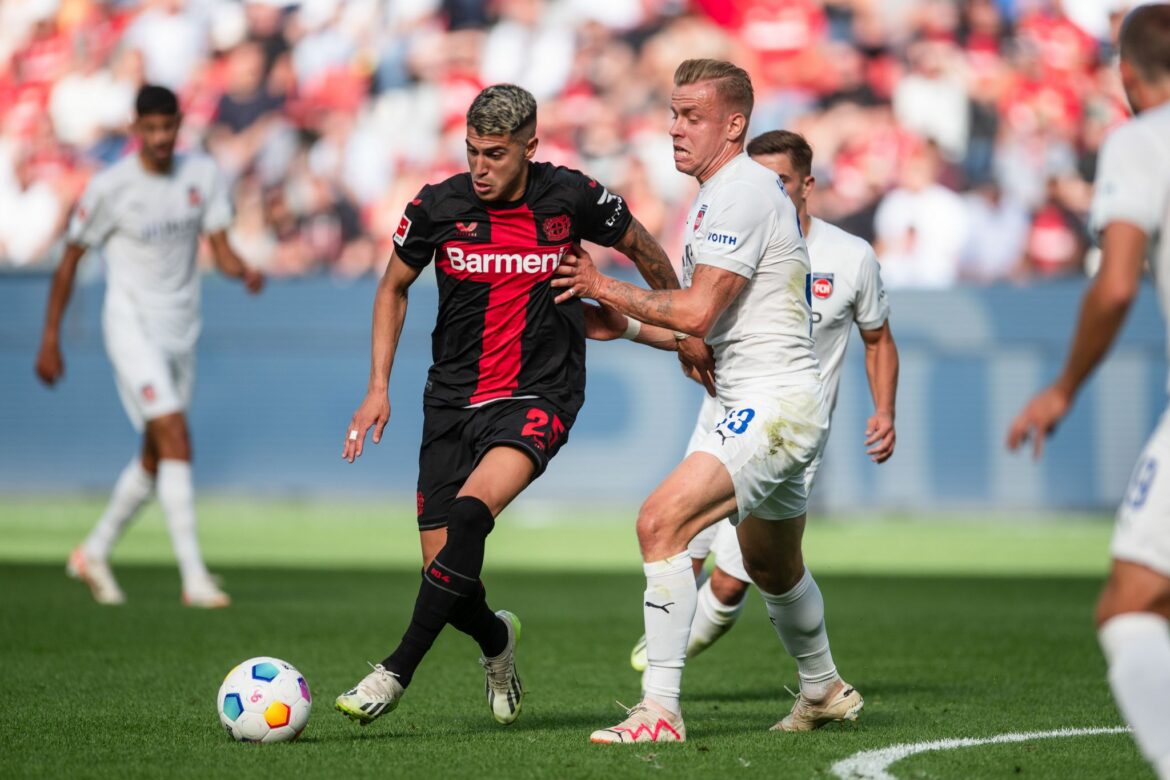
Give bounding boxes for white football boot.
[181,576,231,608]
[481,610,524,724]
[771,680,864,732]
[335,663,405,725]
[66,546,125,605]
[590,699,686,744]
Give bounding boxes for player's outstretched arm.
[582,302,678,351]
[343,250,421,463]
[554,245,746,339]
[860,321,899,463]
[35,242,87,386]
[611,218,716,394]
[1007,221,1147,458]
[207,231,264,294]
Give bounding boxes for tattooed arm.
[609,218,717,395]
[613,217,680,292]
[555,245,747,339]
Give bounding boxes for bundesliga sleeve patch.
[393,215,412,246]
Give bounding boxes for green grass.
[0,498,1147,779]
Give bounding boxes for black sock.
[382,497,496,687]
[448,582,509,658]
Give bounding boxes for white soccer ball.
[217,657,311,743]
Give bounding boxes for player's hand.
[1006,384,1072,459]
[242,266,264,295]
[35,341,64,386]
[582,302,627,340]
[864,410,896,463]
[343,391,390,463]
[677,336,715,397]
[552,244,604,304]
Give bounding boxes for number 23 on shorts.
[716,408,755,437]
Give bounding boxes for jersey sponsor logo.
[706,231,738,247]
[812,273,834,299]
[444,245,567,274]
[542,214,571,242]
[393,215,412,246]
[455,221,479,235]
[693,204,707,233]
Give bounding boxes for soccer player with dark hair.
[35,84,264,608]
[333,83,712,727]
[1008,5,1170,776]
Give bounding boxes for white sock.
[642,551,698,715]
[156,460,210,587]
[1099,613,1170,775]
[760,567,839,701]
[687,578,745,659]
[84,458,155,560]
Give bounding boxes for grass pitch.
[0,498,1147,779]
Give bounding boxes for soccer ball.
[217,657,311,743]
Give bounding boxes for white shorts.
[104,307,194,432]
[1112,409,1170,578]
[687,384,828,525]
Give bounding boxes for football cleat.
[481,610,524,725]
[335,663,405,725]
[66,546,125,605]
[630,634,648,672]
[770,680,864,732]
[181,577,231,608]
[590,698,686,744]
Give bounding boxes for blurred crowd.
[0,0,1141,286]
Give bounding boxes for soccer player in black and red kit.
[334,83,714,727]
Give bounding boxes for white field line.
[831,726,1132,780]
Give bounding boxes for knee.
[743,554,804,596]
[446,496,495,544]
[636,498,683,557]
[710,568,749,606]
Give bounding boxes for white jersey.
[1090,101,1170,389]
[682,153,820,403]
[67,152,233,352]
[805,216,890,413]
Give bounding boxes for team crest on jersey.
[141,384,156,402]
[693,205,708,234]
[812,273,834,300]
[393,215,412,246]
[542,215,571,242]
[188,187,201,206]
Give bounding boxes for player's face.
[669,81,744,180]
[466,128,537,202]
[135,112,181,169]
[751,152,814,215]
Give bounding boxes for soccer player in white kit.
[627,130,900,731]
[556,59,853,743]
[1007,6,1170,777]
[35,85,264,608]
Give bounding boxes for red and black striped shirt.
[393,162,632,415]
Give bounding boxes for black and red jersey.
[393,161,632,414]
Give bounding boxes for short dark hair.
[1120,3,1170,81]
[746,130,814,177]
[466,84,537,139]
[673,59,754,120]
[135,85,179,118]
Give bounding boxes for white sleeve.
[853,244,890,330]
[692,181,781,279]
[201,164,233,234]
[1089,122,1167,240]
[65,177,114,248]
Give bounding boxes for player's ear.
[727,112,747,143]
[524,135,539,161]
[804,175,816,198]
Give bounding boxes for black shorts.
[416,398,574,530]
